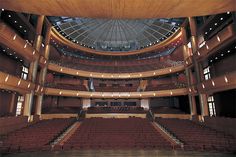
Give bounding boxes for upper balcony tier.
[48,45,184,77]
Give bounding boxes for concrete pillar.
[188,17,208,117]
[182,26,197,116]
[185,68,197,115]
[141,99,149,110]
[35,25,52,116]
[23,93,33,116]
[23,15,45,117]
[200,94,209,116]
[9,93,16,114]
[82,99,91,110]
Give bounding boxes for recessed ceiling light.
[209,28,212,30]
[14,21,17,23]
[205,32,208,34]
[227,11,230,14]
[1,9,4,11]
[8,15,11,18]
[24,30,27,32]
[221,54,224,56]
[227,50,230,53]
[220,17,223,20]
[19,25,22,28]
[215,23,217,26]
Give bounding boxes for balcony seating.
[94,86,138,92]
[0,118,75,153]
[60,118,173,150]
[42,107,82,114]
[145,83,187,91]
[0,116,29,135]
[156,118,236,152]
[45,83,87,91]
[50,57,183,73]
[87,106,147,114]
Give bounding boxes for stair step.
[152,122,184,148]
[50,121,80,147]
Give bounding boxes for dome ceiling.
[48,17,183,52]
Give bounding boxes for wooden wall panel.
[1,0,235,19]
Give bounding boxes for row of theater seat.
[151,107,186,114]
[45,83,88,91]
[42,107,82,114]
[44,83,186,92]
[87,106,147,113]
[0,118,75,153]
[55,118,174,150]
[51,59,183,73]
[202,116,236,138]
[145,83,187,91]
[156,118,236,152]
[59,56,182,67]
[94,86,138,92]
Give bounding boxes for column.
[141,99,149,110]
[232,12,236,32]
[82,99,91,110]
[9,93,16,114]
[188,17,209,117]
[23,15,45,117]
[35,24,52,116]
[181,27,197,115]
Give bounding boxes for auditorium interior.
[0,1,236,156]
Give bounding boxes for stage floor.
[1,150,236,157]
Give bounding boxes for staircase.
[152,122,184,149]
[50,121,81,148]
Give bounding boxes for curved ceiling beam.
[51,27,182,56]
[1,0,235,19]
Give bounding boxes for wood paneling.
[48,63,185,79]
[1,0,235,19]
[197,72,236,94]
[154,113,191,119]
[0,53,22,76]
[196,24,236,61]
[0,71,35,94]
[0,22,39,62]
[40,114,77,119]
[45,87,188,98]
